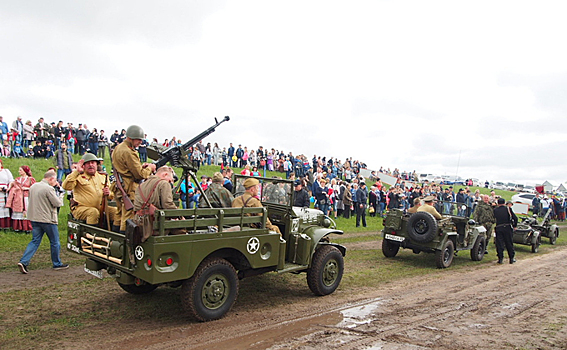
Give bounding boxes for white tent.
[543,181,554,193]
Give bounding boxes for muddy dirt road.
[115,248,567,350]
[3,245,567,350]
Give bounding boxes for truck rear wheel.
[470,236,486,261]
[381,239,400,258]
[435,240,454,268]
[307,245,344,296]
[181,257,239,322]
[117,281,158,295]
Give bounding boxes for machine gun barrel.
[153,116,230,168]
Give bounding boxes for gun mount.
[146,116,230,208]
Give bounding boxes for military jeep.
[381,203,487,268]
[67,174,345,322]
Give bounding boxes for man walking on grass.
[17,171,68,274]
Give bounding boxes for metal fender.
[473,226,487,235]
[301,226,344,256]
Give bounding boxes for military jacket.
[473,201,495,225]
[62,170,108,209]
[112,139,152,196]
[201,182,234,208]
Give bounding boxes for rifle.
[98,172,111,230]
[150,116,230,169]
[113,165,134,211]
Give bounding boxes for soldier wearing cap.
[493,197,517,264]
[293,179,310,208]
[417,195,443,219]
[232,177,281,234]
[111,125,156,232]
[200,172,234,208]
[62,153,116,226]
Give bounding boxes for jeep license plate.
[385,234,404,242]
[84,265,103,279]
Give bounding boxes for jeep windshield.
[233,175,293,206]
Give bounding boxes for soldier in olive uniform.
[111,125,156,232]
[62,153,116,226]
[200,172,234,208]
[232,177,281,234]
[473,194,495,254]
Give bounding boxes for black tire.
[435,240,454,268]
[382,239,400,258]
[470,235,486,261]
[181,257,239,322]
[532,235,541,253]
[117,281,158,295]
[550,230,557,245]
[307,245,344,296]
[407,212,438,243]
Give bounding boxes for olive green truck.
[67,175,345,321]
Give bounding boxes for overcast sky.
[2,1,566,187]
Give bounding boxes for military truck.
[67,174,345,321]
[381,204,487,268]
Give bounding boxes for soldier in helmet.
[62,153,116,226]
[111,125,156,232]
[232,177,281,234]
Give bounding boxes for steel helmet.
[126,125,144,140]
[82,152,103,163]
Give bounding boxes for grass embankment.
[0,155,564,349]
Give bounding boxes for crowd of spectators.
[6,115,563,223]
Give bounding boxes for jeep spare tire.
[407,211,438,243]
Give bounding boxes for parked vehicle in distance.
[490,181,506,190]
[514,184,525,192]
[511,193,537,210]
[524,185,535,193]
[506,183,517,191]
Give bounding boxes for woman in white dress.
[0,159,14,230]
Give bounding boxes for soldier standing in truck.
[111,125,155,233]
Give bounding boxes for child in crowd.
[1,140,11,157]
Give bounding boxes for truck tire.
[307,245,344,296]
[407,212,438,243]
[117,281,158,295]
[181,257,239,322]
[435,240,454,268]
[532,235,541,253]
[381,239,400,258]
[470,235,486,261]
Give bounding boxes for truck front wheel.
[307,245,344,296]
[181,257,239,322]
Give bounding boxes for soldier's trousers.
[495,226,515,260]
[72,205,117,226]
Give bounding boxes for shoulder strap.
[140,179,164,209]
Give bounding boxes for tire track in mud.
[104,247,567,350]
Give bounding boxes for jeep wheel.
[382,239,400,258]
[407,212,438,243]
[532,235,541,253]
[181,257,239,322]
[307,245,344,296]
[435,240,454,268]
[550,230,557,245]
[470,235,486,261]
[117,281,158,295]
